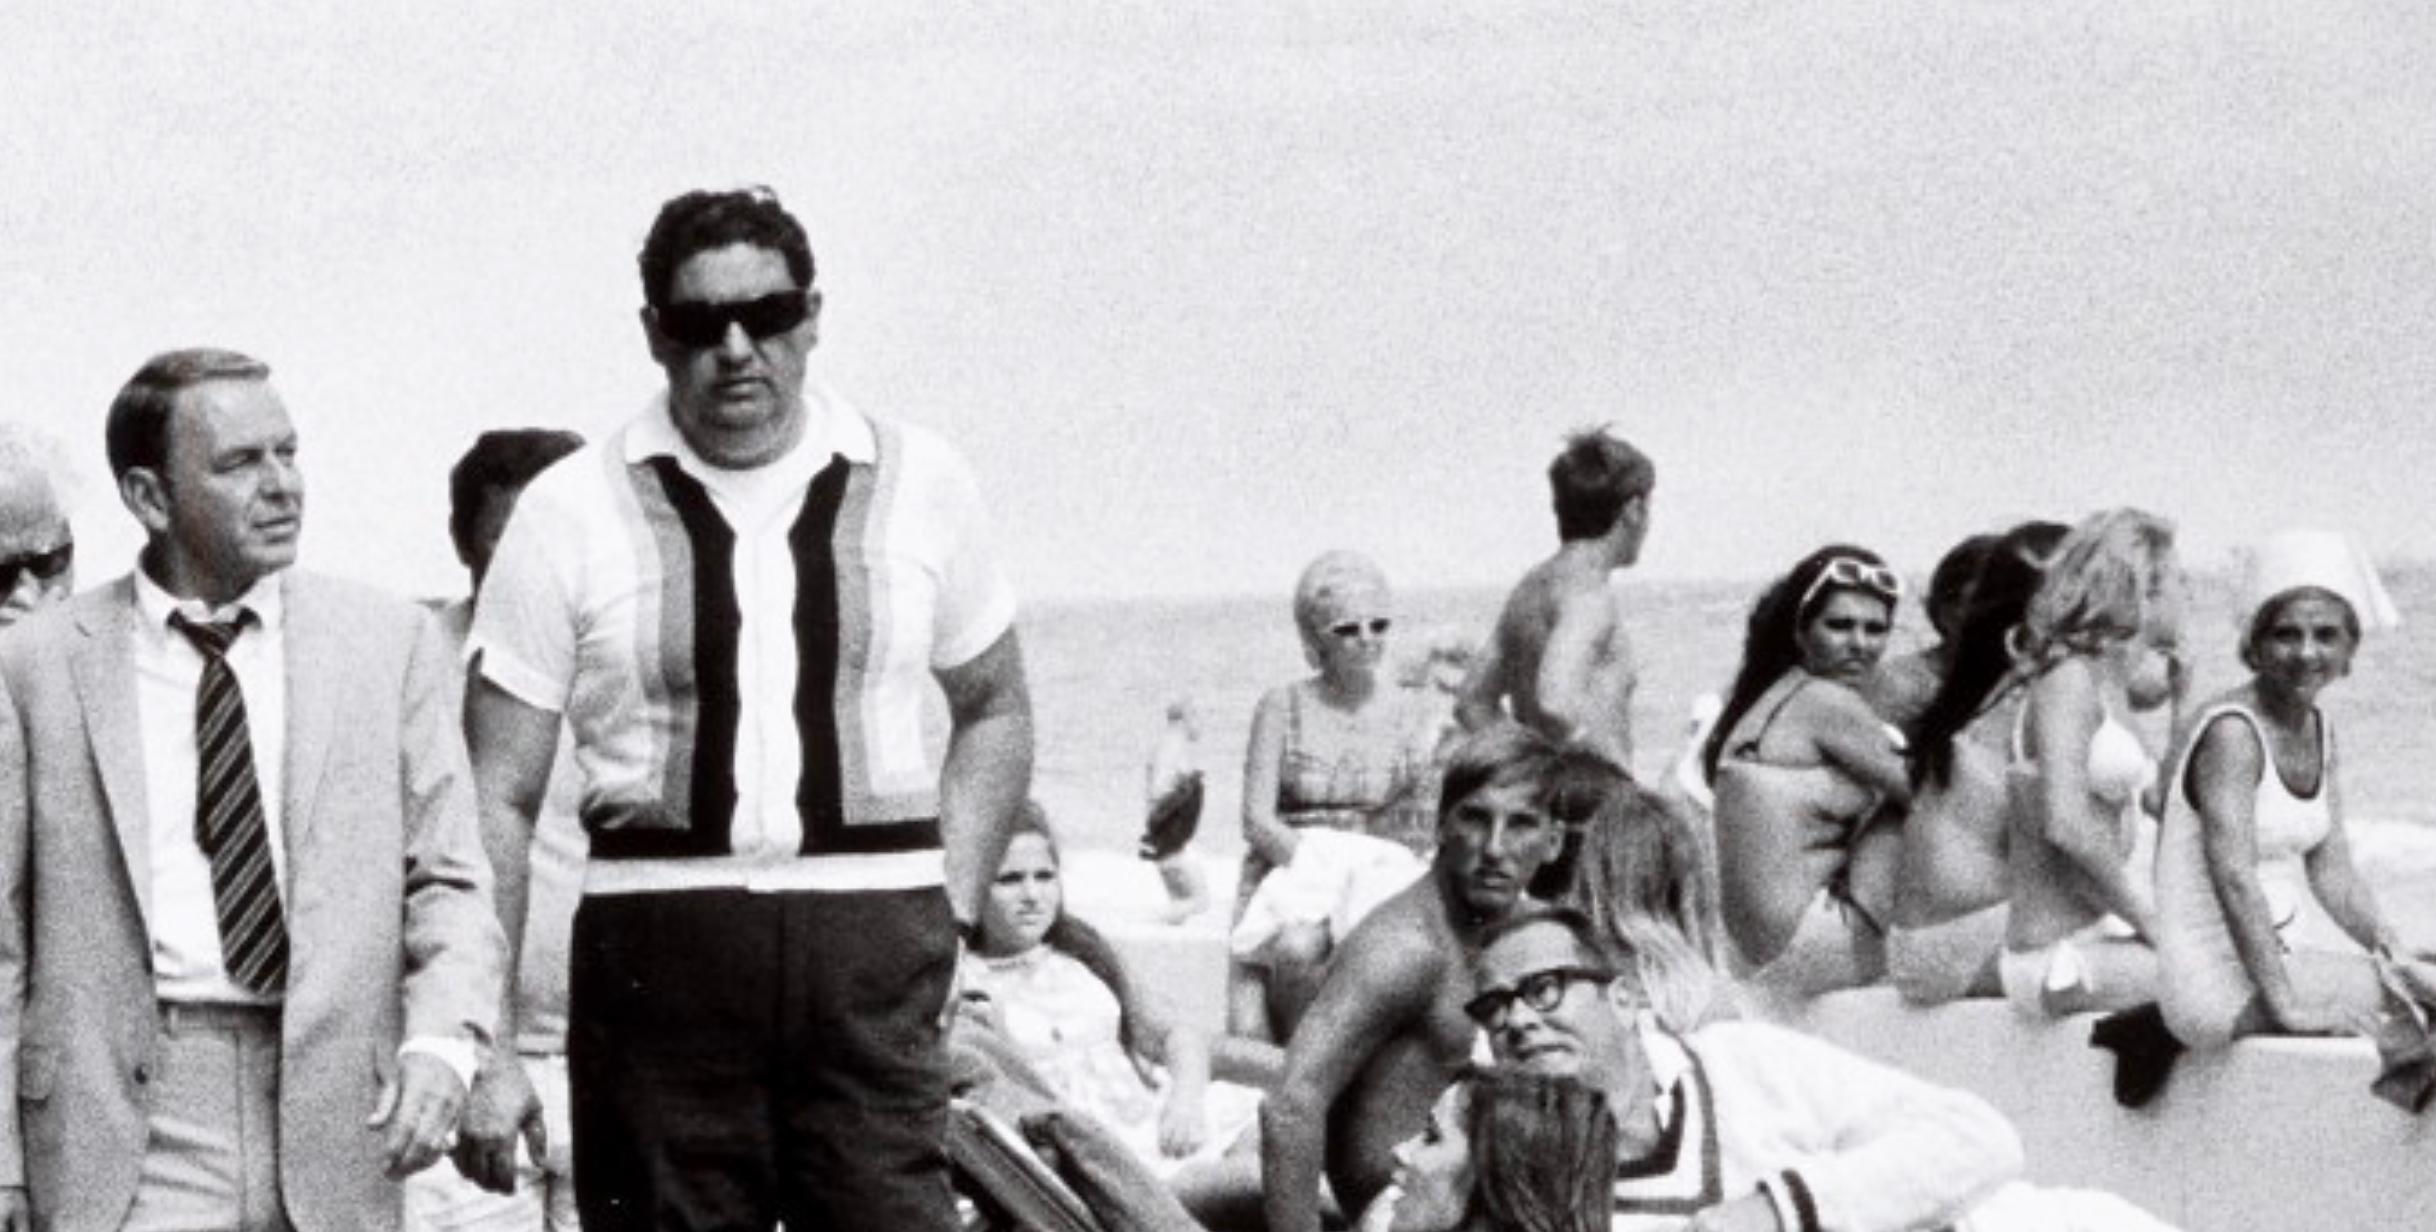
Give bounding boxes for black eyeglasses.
[1462,965,1612,1028]
[652,290,811,348]
[1327,617,1392,639]
[0,542,72,593]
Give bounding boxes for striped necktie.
[169,611,289,997]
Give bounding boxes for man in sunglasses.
[1263,723,1566,1232]
[0,427,75,628]
[1470,907,2025,1232]
[461,187,1032,1232]
[1458,429,1654,770]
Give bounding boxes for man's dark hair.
[105,348,272,479]
[449,429,586,560]
[636,187,816,308]
[1548,429,1655,542]
[1437,721,1564,830]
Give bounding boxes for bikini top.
[2012,702,2153,808]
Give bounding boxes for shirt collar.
[131,564,286,639]
[623,381,874,474]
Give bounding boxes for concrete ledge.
[1782,988,2435,1232]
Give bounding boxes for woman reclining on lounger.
[960,802,1270,1225]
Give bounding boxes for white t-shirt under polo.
[468,386,1016,896]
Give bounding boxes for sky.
[5,2,2431,603]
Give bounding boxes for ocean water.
[1013,565,2436,879]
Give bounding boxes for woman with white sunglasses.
[1700,545,1915,1001]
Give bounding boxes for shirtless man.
[1260,724,1564,1232]
[1458,430,1654,768]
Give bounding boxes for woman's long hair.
[1566,783,1732,1031]
[1467,1070,1618,1232]
[1701,544,1890,782]
[1904,520,2069,788]
[997,801,1144,1054]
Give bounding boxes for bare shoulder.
[1332,884,1456,990]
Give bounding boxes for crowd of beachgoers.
[6,186,2424,1232]
[951,431,2435,1231]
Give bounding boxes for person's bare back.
[1463,549,1638,766]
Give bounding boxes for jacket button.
[134,1064,150,1085]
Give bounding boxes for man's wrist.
[399,1035,481,1090]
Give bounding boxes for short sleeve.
[924,441,1018,670]
[465,481,583,714]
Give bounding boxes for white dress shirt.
[130,568,479,1084]
[131,567,290,1005]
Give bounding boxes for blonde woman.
[1233,551,1435,1040]
[2001,509,2188,1022]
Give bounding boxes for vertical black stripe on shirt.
[790,458,851,853]
[790,456,941,856]
[642,457,739,857]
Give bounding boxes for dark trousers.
[568,886,959,1232]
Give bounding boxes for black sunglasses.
[1462,965,1612,1029]
[653,290,810,348]
[0,542,72,593]
[1327,617,1392,639]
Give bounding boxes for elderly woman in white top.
[2155,530,2436,1052]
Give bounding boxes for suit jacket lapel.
[281,573,335,861]
[69,580,155,934]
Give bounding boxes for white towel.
[1229,829,1425,963]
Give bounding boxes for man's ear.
[119,467,172,537]
[640,306,678,369]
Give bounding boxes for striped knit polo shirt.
[468,387,1016,895]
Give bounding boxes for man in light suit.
[0,348,505,1232]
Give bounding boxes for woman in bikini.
[1887,520,2069,1004]
[1701,545,1914,999]
[2000,509,2187,1019]
[1233,550,1435,1041]
[2155,529,2436,1057]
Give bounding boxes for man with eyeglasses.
[459,187,1032,1232]
[0,427,75,628]
[1468,907,2028,1232]
[1263,723,1566,1232]
[1458,429,1653,771]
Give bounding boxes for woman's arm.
[1117,975,1216,1158]
[1807,682,1915,805]
[2191,714,2325,1028]
[2027,659,2156,936]
[2302,741,2396,957]
[1242,686,1300,868]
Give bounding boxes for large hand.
[453,1055,544,1194]
[1686,1192,1784,1232]
[1,1185,28,1232]
[368,1052,468,1180]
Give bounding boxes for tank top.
[2167,704,2332,926]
